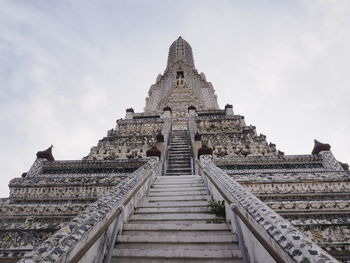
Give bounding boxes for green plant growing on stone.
[208,200,226,217]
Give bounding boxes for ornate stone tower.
[144,36,219,115]
[0,37,348,263]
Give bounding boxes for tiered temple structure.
[0,37,349,263]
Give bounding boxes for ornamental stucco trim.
[200,155,338,263]
[320,151,344,171]
[18,157,159,263]
[27,158,45,178]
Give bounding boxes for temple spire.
[166,36,195,69]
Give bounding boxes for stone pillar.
[194,132,202,160]
[225,104,234,115]
[239,116,246,127]
[156,133,164,158]
[115,119,120,131]
[125,108,134,119]
[162,106,172,119]
[188,105,197,117]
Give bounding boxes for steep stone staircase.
[165,130,192,176]
[112,175,243,262]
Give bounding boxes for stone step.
[164,173,193,176]
[121,230,232,237]
[152,181,203,186]
[138,200,208,208]
[165,173,193,176]
[167,166,191,170]
[166,166,192,170]
[129,213,221,221]
[113,248,242,259]
[127,219,225,224]
[166,166,191,169]
[166,163,192,167]
[167,163,191,166]
[167,160,191,163]
[151,180,202,184]
[169,147,188,148]
[148,191,207,197]
[166,170,192,174]
[149,186,206,192]
[145,196,209,203]
[167,158,190,162]
[111,257,241,263]
[135,206,209,214]
[167,161,191,164]
[167,166,192,170]
[152,184,204,189]
[159,176,200,179]
[122,223,229,231]
[153,178,201,183]
[151,182,202,186]
[168,156,190,158]
[166,164,192,167]
[117,232,235,243]
[115,242,237,250]
[156,177,200,181]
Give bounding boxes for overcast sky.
[0,0,349,197]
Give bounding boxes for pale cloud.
[0,0,349,197]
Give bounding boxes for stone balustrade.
[198,155,338,263]
[18,157,161,263]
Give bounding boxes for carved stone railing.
[161,117,172,175]
[18,157,161,263]
[214,154,323,165]
[214,152,345,174]
[227,170,350,183]
[25,158,147,178]
[198,155,338,263]
[188,115,197,174]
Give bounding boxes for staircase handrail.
[197,155,338,263]
[162,117,172,175]
[18,157,162,263]
[187,115,197,174]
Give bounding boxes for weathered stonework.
[0,159,147,261]
[0,36,348,262]
[216,152,350,261]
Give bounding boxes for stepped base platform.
[113,175,242,263]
